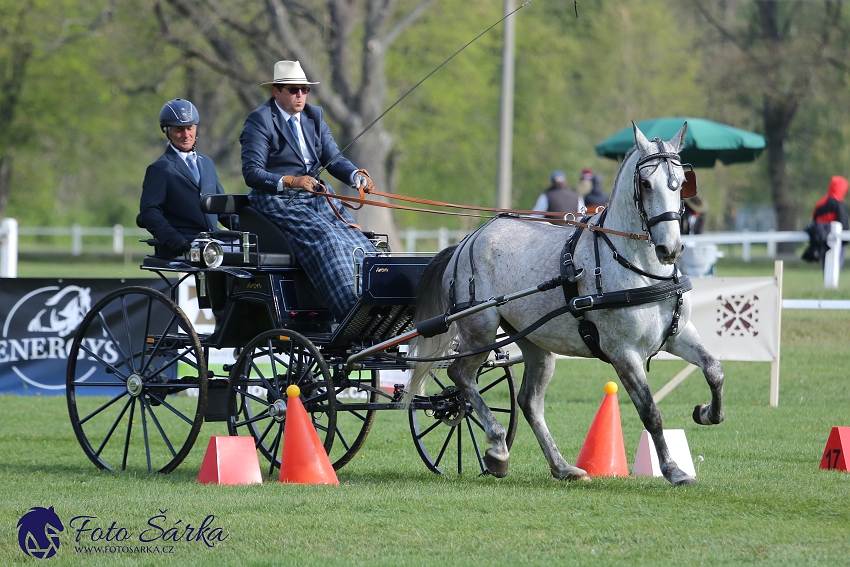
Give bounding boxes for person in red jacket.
[809,176,849,267]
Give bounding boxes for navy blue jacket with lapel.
[240,99,357,192]
[140,145,230,255]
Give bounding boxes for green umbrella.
[595,117,766,168]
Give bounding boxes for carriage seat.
[199,194,298,267]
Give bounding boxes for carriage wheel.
[328,369,378,470]
[409,352,517,475]
[66,286,206,474]
[226,329,336,478]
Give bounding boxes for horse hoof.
[566,470,592,483]
[554,467,591,482]
[692,405,703,424]
[483,454,509,478]
[669,470,697,486]
[693,404,724,425]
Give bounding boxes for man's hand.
[352,169,374,193]
[174,240,192,255]
[282,175,318,190]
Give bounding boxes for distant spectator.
[533,170,579,215]
[804,175,849,267]
[681,195,706,235]
[575,168,592,211]
[583,170,609,211]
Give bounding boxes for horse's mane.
[610,146,638,203]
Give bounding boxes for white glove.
[351,169,374,192]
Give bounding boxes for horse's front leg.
[612,351,696,486]
[665,322,725,426]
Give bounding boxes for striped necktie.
[289,116,305,160]
[186,153,200,183]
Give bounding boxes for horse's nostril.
[656,245,670,257]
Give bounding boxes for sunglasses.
[282,86,311,95]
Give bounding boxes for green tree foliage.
[3,0,850,236]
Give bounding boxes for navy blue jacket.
[240,99,356,193]
[139,145,230,256]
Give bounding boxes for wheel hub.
[126,374,144,397]
[433,386,465,426]
[268,399,287,422]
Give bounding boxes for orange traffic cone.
[575,382,629,477]
[279,385,339,485]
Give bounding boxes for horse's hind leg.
[446,353,510,477]
[665,323,725,426]
[613,352,696,486]
[515,339,590,482]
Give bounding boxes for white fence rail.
[1,219,848,285]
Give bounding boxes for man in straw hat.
[240,60,377,320]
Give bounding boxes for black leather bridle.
[632,139,697,241]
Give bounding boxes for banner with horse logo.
[0,279,169,395]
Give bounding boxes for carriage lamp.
[190,234,224,268]
[201,241,224,268]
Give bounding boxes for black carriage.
[65,194,518,477]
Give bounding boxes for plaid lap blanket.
[249,187,376,320]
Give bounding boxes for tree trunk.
[763,97,798,233]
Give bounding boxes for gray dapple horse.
[409,123,724,485]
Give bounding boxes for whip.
[315,0,579,178]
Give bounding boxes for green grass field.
[2,258,850,565]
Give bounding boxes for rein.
[301,184,650,241]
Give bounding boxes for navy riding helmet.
[159,98,199,132]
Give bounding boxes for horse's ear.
[670,122,688,153]
[632,121,652,154]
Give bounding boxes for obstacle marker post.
[632,429,696,478]
[820,426,850,472]
[197,436,263,485]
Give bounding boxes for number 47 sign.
[820,427,850,472]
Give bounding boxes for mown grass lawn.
[2,257,849,565]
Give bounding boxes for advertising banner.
[0,279,169,395]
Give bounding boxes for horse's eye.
[641,179,651,190]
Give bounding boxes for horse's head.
[631,122,695,264]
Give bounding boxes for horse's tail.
[404,244,459,404]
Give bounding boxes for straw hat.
[261,61,319,87]
[685,194,707,213]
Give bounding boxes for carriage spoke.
[142,398,178,459]
[465,415,486,475]
[140,401,153,472]
[79,392,127,425]
[478,373,507,395]
[413,418,442,440]
[146,392,196,426]
[335,427,352,451]
[234,411,272,429]
[139,311,180,376]
[255,418,277,447]
[121,399,136,471]
[433,426,455,469]
[267,425,284,478]
[93,309,134,376]
[120,296,137,373]
[94,396,133,457]
[76,341,130,382]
